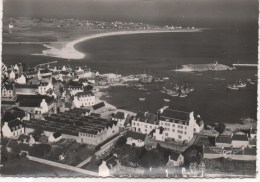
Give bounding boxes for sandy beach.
[36,29,201,60]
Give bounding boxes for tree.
[84,85,93,91]
[29,144,51,157]
[32,128,44,141]
[115,136,127,148]
[215,123,226,134]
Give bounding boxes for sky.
[3,0,258,27]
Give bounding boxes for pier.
[232,63,257,69]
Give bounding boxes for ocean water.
[2,28,257,124]
[74,28,257,124]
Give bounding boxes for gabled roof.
[53,131,62,139]
[2,84,14,90]
[169,151,182,161]
[216,135,232,144]
[161,109,190,121]
[232,134,248,141]
[125,130,146,141]
[113,112,125,120]
[15,83,38,89]
[75,91,94,97]
[92,102,105,110]
[135,112,158,124]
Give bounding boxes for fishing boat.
[226,84,239,90]
[139,98,146,101]
[164,99,170,102]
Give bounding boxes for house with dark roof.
[215,135,232,147]
[73,91,95,108]
[125,130,146,147]
[2,119,25,139]
[112,111,129,128]
[38,82,53,95]
[166,152,184,167]
[24,111,120,145]
[98,154,119,177]
[156,107,203,142]
[15,83,39,95]
[91,102,106,113]
[48,131,62,143]
[132,111,159,135]
[2,83,14,98]
[2,107,30,122]
[231,134,249,148]
[17,95,56,115]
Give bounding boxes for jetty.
[232,63,257,69]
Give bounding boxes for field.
[0,158,86,177]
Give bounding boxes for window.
[144,125,147,128]
[150,126,152,129]
[184,132,187,135]
[172,124,175,127]
[172,129,175,132]
[177,130,183,134]
[165,133,168,137]
[178,125,183,129]
[132,122,135,126]
[178,135,182,139]
[144,129,147,132]
[185,126,187,130]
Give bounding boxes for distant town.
[1,62,256,177]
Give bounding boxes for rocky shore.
[175,63,234,72]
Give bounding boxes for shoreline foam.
[34,29,201,60]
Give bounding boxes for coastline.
[34,29,201,60]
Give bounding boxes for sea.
[2,25,258,124]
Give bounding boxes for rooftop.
[232,134,248,141]
[134,112,159,125]
[216,135,232,144]
[125,130,146,141]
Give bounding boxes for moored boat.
[226,85,239,90]
[139,98,146,101]
[164,99,170,102]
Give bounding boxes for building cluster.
[203,129,257,161]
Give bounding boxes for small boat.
[214,77,226,81]
[179,93,187,98]
[234,82,247,88]
[164,99,170,102]
[226,85,239,90]
[249,81,255,85]
[139,98,146,101]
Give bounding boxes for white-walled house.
[73,91,95,108]
[112,111,129,128]
[2,84,14,98]
[132,107,204,143]
[18,95,56,115]
[157,108,203,142]
[15,74,26,84]
[38,82,53,95]
[125,130,146,147]
[131,112,159,134]
[2,119,25,139]
[9,70,16,80]
[166,152,184,167]
[99,155,118,177]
